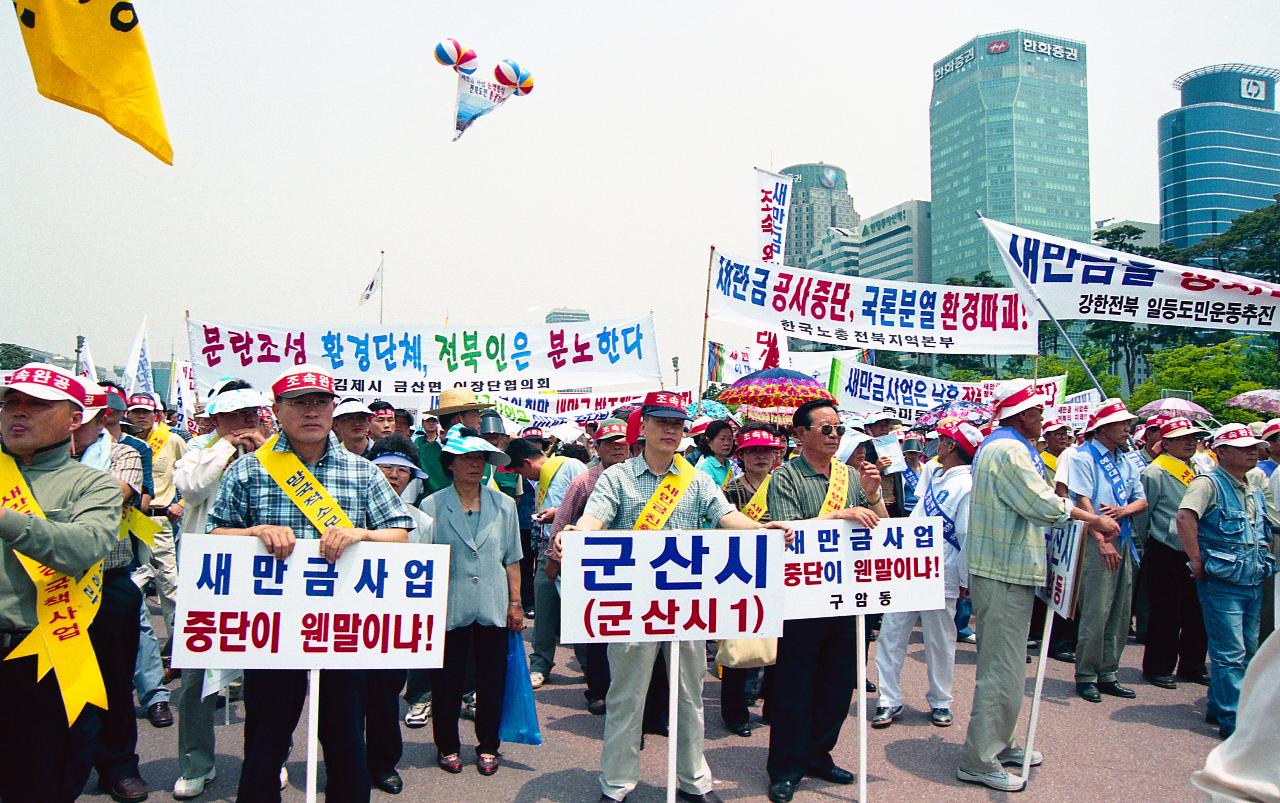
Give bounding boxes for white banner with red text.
[708,249,1038,354]
[983,217,1280,332]
[755,168,794,265]
[172,535,450,670]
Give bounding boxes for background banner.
[831,359,1066,422]
[755,168,793,265]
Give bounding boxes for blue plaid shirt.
[583,454,735,530]
[207,432,412,537]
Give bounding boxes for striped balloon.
[514,69,534,97]
[455,47,478,75]
[494,59,522,88]
[434,38,464,68]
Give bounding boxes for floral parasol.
[717,368,835,408]
[1224,389,1280,417]
[1136,397,1211,420]
[911,400,995,430]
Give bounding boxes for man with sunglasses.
[208,365,412,802]
[764,399,887,803]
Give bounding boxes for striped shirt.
[967,437,1072,586]
[208,432,413,537]
[766,453,867,523]
[723,476,773,524]
[104,440,143,570]
[583,454,734,531]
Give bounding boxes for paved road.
[92,612,1221,802]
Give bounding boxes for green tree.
[1128,337,1279,423]
[1032,351,1123,398]
[0,343,34,370]
[1182,195,1280,282]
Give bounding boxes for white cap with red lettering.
[991,378,1045,420]
[271,364,337,399]
[0,363,91,409]
[127,393,160,411]
[1212,424,1266,450]
[1083,398,1137,434]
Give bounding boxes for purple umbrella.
[1225,389,1280,417]
[1136,397,1211,421]
[912,400,995,430]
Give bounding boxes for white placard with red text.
[782,517,945,620]
[173,535,450,670]
[560,530,784,643]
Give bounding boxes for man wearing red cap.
[1176,424,1277,739]
[1135,418,1209,690]
[565,391,789,803]
[208,365,413,802]
[1066,399,1148,703]
[958,379,1120,792]
[0,364,123,801]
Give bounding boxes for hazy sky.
[2,1,1277,388]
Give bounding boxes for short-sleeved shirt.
[118,433,153,499]
[143,427,187,507]
[534,458,587,549]
[1180,468,1267,522]
[766,453,867,523]
[583,454,734,531]
[723,475,773,525]
[1066,438,1146,509]
[696,454,731,488]
[1136,456,1195,552]
[102,440,143,570]
[207,431,413,536]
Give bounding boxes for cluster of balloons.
[434,38,533,97]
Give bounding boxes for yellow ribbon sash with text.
[1153,453,1195,486]
[255,435,353,532]
[146,422,171,456]
[0,453,107,724]
[119,505,162,547]
[740,475,771,523]
[1041,451,1058,474]
[537,456,568,509]
[635,455,696,530]
[820,457,850,516]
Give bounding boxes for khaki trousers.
[1075,539,1135,683]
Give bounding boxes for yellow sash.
[146,422,171,456]
[537,456,568,508]
[119,505,162,547]
[0,452,107,723]
[635,455,696,530]
[1041,451,1058,473]
[820,457,850,515]
[255,435,353,532]
[1153,453,1195,486]
[740,475,771,522]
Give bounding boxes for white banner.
[499,387,695,427]
[560,529,785,643]
[830,359,1067,423]
[983,217,1280,332]
[707,340,766,384]
[187,316,662,399]
[1037,520,1085,619]
[170,360,197,435]
[785,348,865,390]
[1064,388,1102,405]
[709,249,1039,354]
[1049,401,1094,432]
[173,535,451,670]
[782,518,945,620]
[755,168,793,265]
[76,342,97,382]
[124,318,154,395]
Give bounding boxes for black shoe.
[600,796,627,803]
[147,701,174,727]
[806,765,855,785]
[587,698,607,716]
[727,722,751,737]
[1098,681,1136,698]
[643,724,669,737]
[1144,674,1178,690]
[105,776,150,803]
[865,680,877,694]
[1050,650,1076,663]
[1178,670,1211,686]
[767,780,797,802]
[372,771,403,794]
[1076,682,1101,703]
[675,791,722,803]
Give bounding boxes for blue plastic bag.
[498,630,542,746]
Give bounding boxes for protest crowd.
[0,353,1277,803]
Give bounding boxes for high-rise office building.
[778,163,859,268]
[1159,64,1280,251]
[805,227,860,276]
[930,30,1091,285]
[857,200,932,283]
[544,308,589,324]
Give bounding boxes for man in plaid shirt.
[208,365,411,803]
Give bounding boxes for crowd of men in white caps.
[0,359,1276,802]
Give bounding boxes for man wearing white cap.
[332,397,375,457]
[958,379,1120,792]
[1038,419,1073,487]
[1135,417,1209,691]
[1176,424,1277,739]
[208,365,413,802]
[0,364,122,801]
[170,379,268,799]
[1066,399,1148,703]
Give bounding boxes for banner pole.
[1018,608,1054,788]
[379,250,385,326]
[306,668,320,803]
[856,613,868,803]
[695,245,715,417]
[666,642,679,803]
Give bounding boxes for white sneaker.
[998,747,1044,767]
[957,766,1026,792]
[530,671,545,689]
[404,701,431,728]
[280,766,288,790]
[173,769,215,799]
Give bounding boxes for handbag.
[716,637,777,669]
[498,630,542,746]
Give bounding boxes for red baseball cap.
[271,364,336,399]
[594,419,627,442]
[735,428,783,451]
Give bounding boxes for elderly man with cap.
[957,379,1120,792]
[1177,424,1278,739]
[332,397,375,457]
[416,388,493,500]
[207,365,413,802]
[1133,417,1210,692]
[1065,399,1148,703]
[0,364,123,801]
[560,392,790,803]
[505,433,587,689]
[874,420,983,731]
[169,380,269,798]
[1038,418,1073,488]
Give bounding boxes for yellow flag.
[14,1,173,164]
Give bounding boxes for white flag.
[170,360,196,434]
[358,263,382,305]
[123,318,155,395]
[755,168,793,265]
[77,342,98,382]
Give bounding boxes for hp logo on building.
[1241,78,1266,101]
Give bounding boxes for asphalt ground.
[88,606,1221,802]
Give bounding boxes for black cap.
[504,437,544,466]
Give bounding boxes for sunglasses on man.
[803,424,846,437]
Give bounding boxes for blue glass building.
[778,163,859,269]
[1159,64,1280,250]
